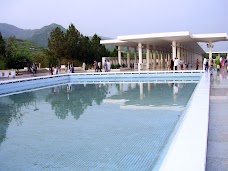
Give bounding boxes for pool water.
[0,82,197,171]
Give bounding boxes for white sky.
[1,0,228,51]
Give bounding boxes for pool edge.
[158,72,210,171]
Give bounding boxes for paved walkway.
[206,69,228,171]
[0,69,50,81]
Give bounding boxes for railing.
[0,70,16,78]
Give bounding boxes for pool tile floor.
[206,70,228,171]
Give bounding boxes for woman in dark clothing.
[170,59,174,70]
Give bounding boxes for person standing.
[50,65,53,75]
[82,62,86,72]
[71,64,74,73]
[170,59,174,70]
[196,59,199,70]
[174,58,179,70]
[108,60,111,72]
[32,63,36,76]
[203,58,207,70]
[55,65,59,74]
[205,60,209,71]
[98,62,102,72]
[93,60,97,72]
[104,60,108,72]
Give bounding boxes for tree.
[91,34,109,62]
[0,32,6,57]
[31,51,49,68]
[65,24,81,61]
[6,36,17,59]
[0,32,6,69]
[48,27,66,65]
[79,36,92,63]
[5,36,18,69]
[109,47,118,57]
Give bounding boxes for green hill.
[0,23,66,47]
[0,23,114,51]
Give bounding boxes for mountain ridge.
[0,23,66,47]
[0,23,114,50]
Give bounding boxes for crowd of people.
[203,57,228,76]
[44,56,228,76]
[49,63,75,75]
[167,58,192,70]
[93,60,111,72]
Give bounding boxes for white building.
[100,31,228,71]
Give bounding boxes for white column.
[146,44,150,69]
[191,52,193,66]
[185,50,188,62]
[153,47,156,69]
[150,51,152,67]
[157,50,161,68]
[180,46,183,59]
[183,47,185,61]
[163,51,166,68]
[127,47,130,68]
[160,51,163,68]
[168,53,170,61]
[186,50,189,63]
[134,47,137,64]
[162,51,166,69]
[172,41,176,60]
[177,43,180,59]
[118,46,122,66]
[165,51,169,68]
[208,42,213,65]
[227,53,228,59]
[138,43,143,71]
[218,53,220,59]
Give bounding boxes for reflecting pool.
[0,82,197,171]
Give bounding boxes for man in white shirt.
[174,58,179,70]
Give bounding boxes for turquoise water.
[0,82,196,171]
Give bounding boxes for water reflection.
[0,82,196,147]
[0,92,35,145]
[109,83,196,106]
[210,68,228,85]
[46,84,109,120]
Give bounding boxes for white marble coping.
[158,72,210,171]
[0,70,204,84]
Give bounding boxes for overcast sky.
[1,0,228,51]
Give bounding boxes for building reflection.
[0,81,197,147]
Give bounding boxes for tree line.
[0,23,113,70]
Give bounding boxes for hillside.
[0,23,66,47]
[0,23,37,39]
[0,23,114,50]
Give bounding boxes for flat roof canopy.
[101,31,228,54]
[192,33,228,42]
[206,51,228,54]
[100,39,137,47]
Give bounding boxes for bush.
[122,64,126,68]
[111,64,121,69]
